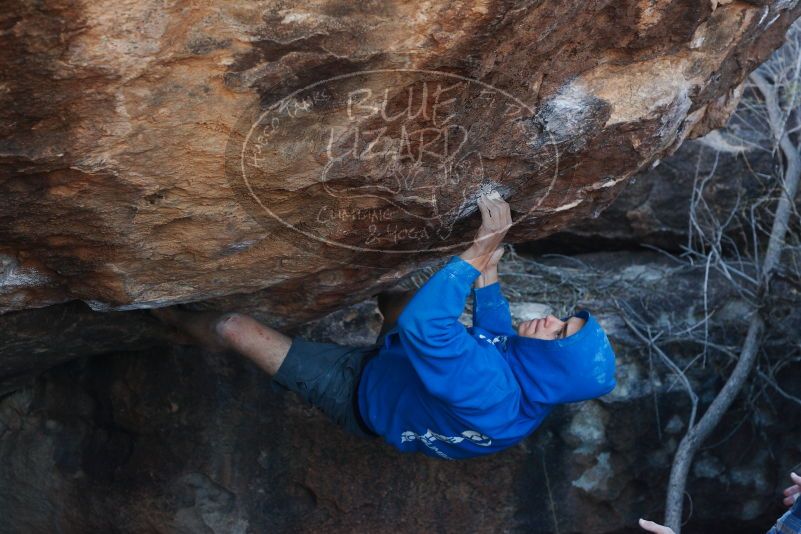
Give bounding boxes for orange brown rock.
[1,0,799,326]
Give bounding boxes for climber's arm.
[472,282,516,337]
[395,255,516,409]
[395,193,517,408]
[472,247,516,337]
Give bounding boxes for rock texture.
[519,128,774,254]
[2,0,800,324]
[0,303,163,395]
[520,99,782,255]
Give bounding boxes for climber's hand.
[486,246,505,270]
[460,192,512,272]
[782,472,801,507]
[474,247,505,288]
[638,518,675,534]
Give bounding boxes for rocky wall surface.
[2,0,800,324]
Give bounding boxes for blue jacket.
[357,255,617,460]
[767,496,801,534]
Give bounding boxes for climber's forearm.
[474,266,499,288]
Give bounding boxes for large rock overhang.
[1,0,799,325]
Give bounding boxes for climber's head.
[516,313,586,340]
[504,309,617,409]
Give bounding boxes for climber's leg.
[151,308,291,375]
[269,336,379,438]
[151,307,378,438]
[377,290,416,338]
[214,313,292,376]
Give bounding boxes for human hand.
[474,247,504,288]
[486,245,505,270]
[460,192,512,272]
[782,472,801,507]
[638,518,675,534]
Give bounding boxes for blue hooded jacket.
[357,255,617,460]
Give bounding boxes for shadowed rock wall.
[2,250,799,533]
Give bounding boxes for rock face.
[3,0,800,324]
[520,125,779,255]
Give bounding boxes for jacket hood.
[504,310,617,415]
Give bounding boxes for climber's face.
[517,314,586,340]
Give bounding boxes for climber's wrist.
[474,267,498,288]
[459,244,493,273]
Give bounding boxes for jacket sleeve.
[766,497,801,534]
[396,256,518,411]
[471,282,516,337]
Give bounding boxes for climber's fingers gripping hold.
[461,192,512,272]
[477,192,512,235]
[474,192,512,255]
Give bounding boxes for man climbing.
[153,192,617,460]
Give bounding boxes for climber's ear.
[565,316,586,337]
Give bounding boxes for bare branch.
[662,33,801,529]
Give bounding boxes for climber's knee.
[214,312,248,345]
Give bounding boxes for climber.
[152,192,617,460]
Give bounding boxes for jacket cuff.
[446,255,482,281]
[792,495,801,519]
[473,281,505,308]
